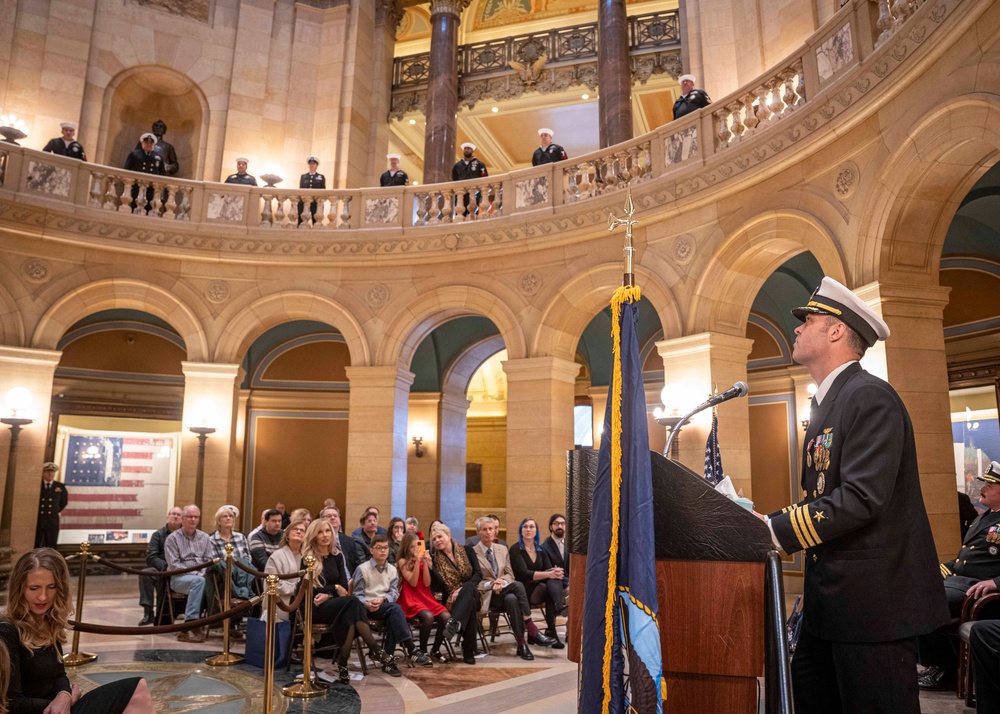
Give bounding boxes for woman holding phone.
[396,531,450,661]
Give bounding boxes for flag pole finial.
[608,186,638,287]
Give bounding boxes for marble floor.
[65,575,974,713]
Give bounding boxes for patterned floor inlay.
[401,666,549,699]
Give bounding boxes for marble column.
[422,0,469,184]
[0,347,61,562]
[597,0,633,148]
[438,388,472,537]
[656,333,754,495]
[856,281,958,562]
[344,366,414,522]
[368,0,405,185]
[502,357,580,536]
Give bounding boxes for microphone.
[691,381,749,413]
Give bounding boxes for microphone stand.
[661,402,710,460]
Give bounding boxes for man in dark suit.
[762,276,949,713]
[971,619,1000,712]
[379,153,408,186]
[540,513,569,592]
[141,505,183,625]
[42,122,87,161]
[916,463,1000,689]
[298,155,325,224]
[35,462,68,548]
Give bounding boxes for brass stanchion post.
[207,543,243,666]
[63,542,98,666]
[282,555,325,697]
[263,574,278,714]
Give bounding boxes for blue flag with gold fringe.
[579,286,664,714]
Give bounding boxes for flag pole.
[608,186,638,287]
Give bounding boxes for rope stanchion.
[207,543,243,667]
[93,554,219,577]
[63,542,97,667]
[282,556,325,698]
[71,596,259,636]
[264,575,279,714]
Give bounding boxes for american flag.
[60,432,175,537]
[704,411,724,484]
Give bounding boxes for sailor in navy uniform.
[452,143,488,217]
[224,157,258,186]
[124,132,166,212]
[379,153,408,186]
[298,155,325,223]
[672,73,711,120]
[762,276,948,714]
[916,462,1000,690]
[35,461,68,548]
[531,128,568,166]
[42,122,87,161]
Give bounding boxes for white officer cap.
[307,155,319,164]
[460,142,476,151]
[386,153,401,161]
[236,157,249,164]
[538,128,554,137]
[60,122,77,130]
[42,462,59,471]
[980,462,1000,485]
[679,74,696,83]
[791,277,890,347]
[140,132,156,142]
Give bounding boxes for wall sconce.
[186,399,217,513]
[0,114,28,145]
[653,382,697,461]
[260,163,284,188]
[412,436,424,458]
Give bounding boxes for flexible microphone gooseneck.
[662,381,750,459]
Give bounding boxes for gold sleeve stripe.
[790,507,815,549]
[800,506,822,546]
[940,564,952,577]
[787,507,807,549]
[795,507,818,548]
[782,505,793,514]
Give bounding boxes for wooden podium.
[566,449,776,714]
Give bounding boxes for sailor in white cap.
[532,128,568,167]
[298,156,326,224]
[672,73,711,121]
[224,157,258,186]
[42,121,87,161]
[35,461,68,548]
[452,142,488,182]
[380,153,409,187]
[760,276,948,713]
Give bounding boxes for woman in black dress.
[0,548,154,713]
[509,518,565,648]
[300,518,394,682]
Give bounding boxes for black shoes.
[516,643,535,661]
[337,664,350,684]
[463,654,477,665]
[443,617,461,638]
[138,608,154,626]
[917,665,957,691]
[382,661,402,677]
[527,632,557,647]
[410,649,433,667]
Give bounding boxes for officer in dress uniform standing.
[124,132,166,212]
[35,462,68,548]
[298,155,326,224]
[671,74,712,120]
[133,119,179,176]
[224,158,258,186]
[42,122,87,161]
[452,143,488,218]
[379,153,408,186]
[531,128,567,166]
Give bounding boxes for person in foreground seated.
[0,548,154,713]
[300,518,395,684]
[138,505,183,625]
[541,513,569,591]
[386,517,406,564]
[758,277,948,713]
[165,504,213,643]
[352,534,432,674]
[264,518,307,620]
[509,517,565,648]
[249,509,284,571]
[429,523,482,664]
[917,461,1000,690]
[473,516,556,661]
[971,619,1000,713]
[397,531,450,661]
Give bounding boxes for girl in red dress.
[396,531,451,660]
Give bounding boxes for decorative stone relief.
[130,0,209,22]
[26,161,71,197]
[834,161,859,201]
[665,126,699,166]
[816,24,854,83]
[375,0,404,28]
[515,176,548,209]
[673,235,695,265]
[365,197,399,225]
[205,280,230,303]
[206,194,245,222]
[519,272,541,295]
[21,258,49,283]
[366,283,390,309]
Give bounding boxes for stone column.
[597,0,633,148]
[344,366,414,522]
[856,281,958,562]
[0,347,61,561]
[367,0,405,185]
[422,0,469,184]
[502,357,580,535]
[179,362,242,515]
[439,388,472,536]
[656,333,754,495]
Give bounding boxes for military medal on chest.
[812,428,833,472]
[817,472,826,495]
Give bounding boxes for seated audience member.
[405,516,421,536]
[264,518,307,620]
[276,501,290,529]
[352,534,431,673]
[320,506,364,575]
[918,462,1000,690]
[290,507,311,527]
[387,517,406,564]
[472,516,555,661]
[300,518,394,684]
[509,517,565,648]
[429,524,482,665]
[397,531,450,661]
[165,505,212,642]
[139,505,182,625]
[247,508,271,540]
[466,514,507,547]
[250,509,284,570]
[971,619,1000,713]
[1,549,154,714]
[541,513,570,592]
[351,506,387,539]
[354,509,380,561]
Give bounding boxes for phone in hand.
[417,539,426,558]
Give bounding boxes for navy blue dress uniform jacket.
[532,144,568,166]
[452,158,488,181]
[769,362,948,642]
[224,172,257,186]
[42,138,87,161]
[671,89,711,120]
[379,170,408,186]
[38,481,68,529]
[941,509,1000,587]
[124,149,166,175]
[299,172,326,189]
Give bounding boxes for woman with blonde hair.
[300,518,394,682]
[264,518,308,620]
[0,548,154,713]
[429,523,482,664]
